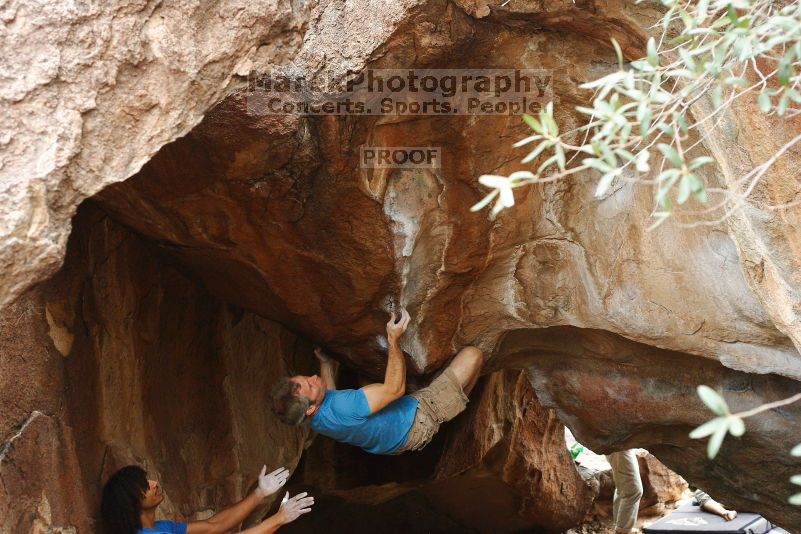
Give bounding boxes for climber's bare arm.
[315,348,338,390]
[362,309,410,414]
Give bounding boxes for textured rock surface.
[94,0,800,380]
[1,206,597,533]
[0,0,307,308]
[689,72,801,370]
[0,205,314,532]
[88,2,801,523]
[637,451,689,511]
[8,0,800,377]
[0,282,90,533]
[428,370,595,532]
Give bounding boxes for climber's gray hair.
[270,377,311,426]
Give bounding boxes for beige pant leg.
[606,449,643,531]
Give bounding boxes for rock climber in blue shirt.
[100,464,313,534]
[270,308,484,455]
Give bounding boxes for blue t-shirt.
[138,520,187,534]
[310,389,418,454]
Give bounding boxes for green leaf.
[777,94,789,116]
[512,135,541,148]
[689,156,715,170]
[611,38,624,69]
[679,47,696,72]
[636,150,650,173]
[678,174,692,204]
[788,89,801,104]
[680,173,706,204]
[657,144,683,168]
[619,122,632,144]
[580,71,627,90]
[508,171,536,183]
[537,154,560,174]
[631,59,654,73]
[470,190,499,212]
[647,37,659,67]
[637,103,652,136]
[555,144,566,170]
[778,58,792,86]
[521,140,550,164]
[679,8,695,30]
[791,443,801,456]
[666,69,696,79]
[582,158,613,173]
[758,92,772,113]
[523,114,542,133]
[655,168,680,184]
[728,416,745,437]
[646,211,671,231]
[615,149,634,162]
[698,385,730,416]
[771,15,798,32]
[694,187,708,204]
[595,171,618,197]
[657,123,675,137]
[655,189,671,210]
[674,112,688,134]
[790,493,801,506]
[725,77,749,88]
[707,419,729,459]
[689,418,725,439]
[668,35,693,45]
[705,61,721,79]
[652,90,672,104]
[697,0,709,23]
[734,38,753,61]
[599,143,618,168]
[711,85,723,108]
[688,174,703,193]
[541,111,559,136]
[660,5,675,31]
[791,474,801,486]
[727,4,739,25]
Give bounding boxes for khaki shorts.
[395,368,469,453]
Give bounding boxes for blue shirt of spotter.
[138,521,187,534]
[310,389,418,454]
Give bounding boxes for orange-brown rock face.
[637,451,689,511]
[430,370,596,532]
[85,3,801,526]
[93,0,799,379]
[1,206,595,533]
[0,205,315,532]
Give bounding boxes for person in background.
[606,449,644,534]
[695,489,738,521]
[101,464,313,534]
